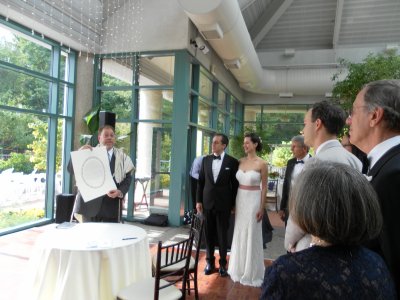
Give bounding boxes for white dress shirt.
[368,135,400,170]
[291,154,310,186]
[107,148,114,162]
[212,152,225,183]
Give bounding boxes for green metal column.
[169,51,191,226]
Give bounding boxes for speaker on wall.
[99,111,116,129]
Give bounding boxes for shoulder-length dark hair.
[289,160,382,246]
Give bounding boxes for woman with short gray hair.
[260,161,396,299]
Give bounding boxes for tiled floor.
[0,211,285,300]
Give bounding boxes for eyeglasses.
[348,105,369,118]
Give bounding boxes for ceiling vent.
[199,23,223,40]
[279,92,293,98]
[223,59,241,69]
[284,49,295,57]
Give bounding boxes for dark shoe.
[204,263,215,275]
[219,266,228,277]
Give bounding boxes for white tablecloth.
[23,223,151,300]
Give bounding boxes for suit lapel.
[369,144,400,177]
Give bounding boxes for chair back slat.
[153,233,194,300]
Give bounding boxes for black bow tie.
[295,160,304,164]
[213,155,221,160]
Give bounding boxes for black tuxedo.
[367,143,400,293]
[197,153,239,266]
[280,157,296,218]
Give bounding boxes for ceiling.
[239,0,400,64]
[1,0,400,101]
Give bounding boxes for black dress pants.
[203,209,231,267]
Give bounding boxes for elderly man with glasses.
[347,79,400,294]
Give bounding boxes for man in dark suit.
[278,135,310,225]
[347,79,400,294]
[69,125,135,222]
[196,133,239,277]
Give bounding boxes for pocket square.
[225,167,230,170]
[364,174,373,181]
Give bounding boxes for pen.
[122,237,137,240]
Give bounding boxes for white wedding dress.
[228,169,264,287]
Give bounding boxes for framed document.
[70,146,116,202]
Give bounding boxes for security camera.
[194,36,209,54]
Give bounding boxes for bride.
[228,132,267,287]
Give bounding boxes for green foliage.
[229,125,272,160]
[100,74,132,120]
[271,142,293,167]
[83,104,101,135]
[0,152,34,174]
[0,111,35,153]
[332,50,400,109]
[160,174,170,188]
[27,119,63,172]
[0,36,51,110]
[0,208,44,229]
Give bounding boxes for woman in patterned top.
[260,160,396,300]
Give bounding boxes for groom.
[196,133,239,276]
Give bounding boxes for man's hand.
[196,203,203,214]
[107,189,123,199]
[79,144,93,151]
[278,210,286,222]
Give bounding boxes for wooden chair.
[117,233,194,300]
[266,179,278,212]
[151,212,204,300]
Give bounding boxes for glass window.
[217,113,226,132]
[230,118,238,136]
[58,83,73,116]
[59,51,68,81]
[199,72,212,99]
[101,90,132,120]
[218,89,226,111]
[139,90,173,121]
[102,57,134,86]
[263,105,309,123]
[134,123,171,215]
[244,105,262,122]
[138,55,175,86]
[0,68,50,111]
[262,123,304,144]
[230,97,236,115]
[0,24,52,75]
[0,112,49,229]
[0,22,75,234]
[196,130,212,156]
[198,100,211,128]
[115,122,132,156]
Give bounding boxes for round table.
[24,223,151,300]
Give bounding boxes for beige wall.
[73,54,95,150]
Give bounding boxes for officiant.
[68,125,135,222]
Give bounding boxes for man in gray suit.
[285,100,362,252]
[302,100,362,171]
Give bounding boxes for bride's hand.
[256,209,264,222]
